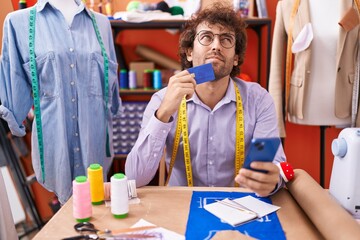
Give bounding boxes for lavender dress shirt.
[125,78,285,194]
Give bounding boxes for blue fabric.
[0,0,121,204]
[185,191,286,240]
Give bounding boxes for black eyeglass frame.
[195,30,236,49]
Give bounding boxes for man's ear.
[186,48,193,62]
[233,54,239,66]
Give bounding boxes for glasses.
[196,30,236,49]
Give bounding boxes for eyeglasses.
[196,30,236,49]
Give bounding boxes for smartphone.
[243,137,281,173]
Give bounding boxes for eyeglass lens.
[196,30,235,49]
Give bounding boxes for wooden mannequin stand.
[319,126,329,188]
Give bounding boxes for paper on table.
[130,219,185,240]
[233,196,281,218]
[204,196,280,227]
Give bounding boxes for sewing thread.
[73,176,92,222]
[153,70,162,89]
[111,173,129,218]
[128,70,137,89]
[88,163,105,205]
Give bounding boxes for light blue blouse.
[0,0,121,203]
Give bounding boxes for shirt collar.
[188,77,237,105]
[36,0,88,17]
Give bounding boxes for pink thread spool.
[73,176,92,222]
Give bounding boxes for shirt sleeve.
[0,15,33,137]
[125,92,174,187]
[252,86,286,195]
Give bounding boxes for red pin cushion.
[277,162,294,182]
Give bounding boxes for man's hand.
[156,70,196,122]
[235,162,280,197]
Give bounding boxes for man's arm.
[235,87,286,196]
[125,93,172,187]
[125,70,196,187]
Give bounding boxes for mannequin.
[0,170,17,240]
[268,0,360,137]
[49,0,78,25]
[0,0,121,204]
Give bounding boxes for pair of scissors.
[62,222,110,240]
[63,221,162,240]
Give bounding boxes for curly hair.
[178,3,247,78]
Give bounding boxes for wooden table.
[33,186,323,239]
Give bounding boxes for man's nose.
[211,36,222,50]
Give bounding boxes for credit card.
[188,63,215,84]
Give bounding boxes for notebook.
[204,196,280,227]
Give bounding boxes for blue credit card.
[188,63,215,84]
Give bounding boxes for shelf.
[110,18,272,86]
[120,89,157,95]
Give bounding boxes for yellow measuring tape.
[285,0,301,115]
[166,80,245,187]
[354,0,360,15]
[355,0,360,14]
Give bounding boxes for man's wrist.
[155,109,172,123]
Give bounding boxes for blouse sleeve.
[0,15,33,137]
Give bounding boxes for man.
[125,3,286,197]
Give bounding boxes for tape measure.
[89,11,111,157]
[353,1,360,126]
[355,0,360,15]
[29,7,45,181]
[28,7,110,181]
[285,0,301,115]
[166,80,245,187]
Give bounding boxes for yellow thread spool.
[87,163,104,205]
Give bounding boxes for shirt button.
[75,133,79,136]
[71,98,76,102]
[72,115,76,119]
[162,130,166,134]
[209,137,213,141]
[153,153,157,157]
[209,161,213,165]
[75,164,79,168]
[75,148,80,152]
[70,64,75,68]
[69,48,74,52]
[70,81,75,85]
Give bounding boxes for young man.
[125,3,285,197]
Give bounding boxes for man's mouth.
[206,56,223,62]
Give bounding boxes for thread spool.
[98,3,103,13]
[111,173,129,218]
[128,70,137,89]
[153,70,162,89]
[119,69,128,89]
[73,176,92,222]
[105,1,112,16]
[19,0,27,9]
[87,163,104,205]
[143,70,152,89]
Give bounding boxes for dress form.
[288,0,351,127]
[49,0,79,25]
